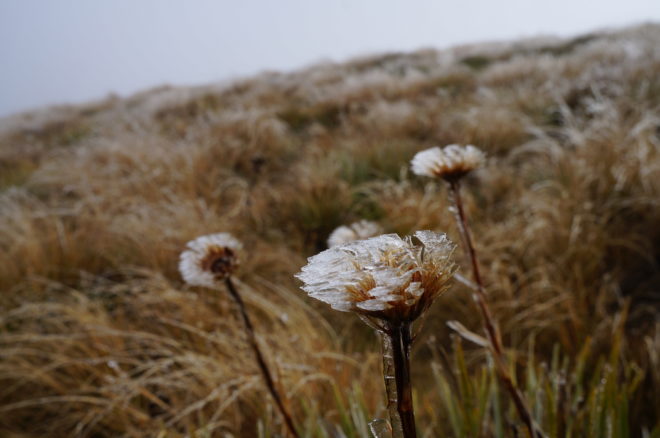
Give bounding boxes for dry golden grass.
[1,24,659,436]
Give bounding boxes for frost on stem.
[296,231,456,323]
[411,144,485,182]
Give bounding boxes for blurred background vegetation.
[1,24,659,437]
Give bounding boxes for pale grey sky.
[1,0,658,117]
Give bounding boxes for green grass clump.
[460,55,493,71]
[433,312,652,438]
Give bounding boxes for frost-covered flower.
[327,220,383,248]
[296,231,456,323]
[179,233,242,287]
[411,144,485,181]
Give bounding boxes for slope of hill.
[1,24,659,436]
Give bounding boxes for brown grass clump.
[1,24,659,436]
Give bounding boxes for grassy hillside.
[1,24,659,437]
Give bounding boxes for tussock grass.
[1,24,659,436]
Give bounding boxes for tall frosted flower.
[179,233,299,438]
[298,231,455,323]
[411,146,544,437]
[327,220,383,248]
[411,144,485,181]
[297,231,456,437]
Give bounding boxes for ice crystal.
[327,220,384,248]
[411,144,485,181]
[296,231,456,323]
[179,233,243,287]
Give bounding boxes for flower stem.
[380,332,404,437]
[448,180,544,438]
[388,322,417,438]
[224,277,299,438]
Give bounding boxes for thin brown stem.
[388,322,417,438]
[380,332,404,437]
[224,277,300,438]
[448,180,544,438]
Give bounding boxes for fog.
[1,0,658,117]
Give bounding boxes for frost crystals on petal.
[296,231,457,322]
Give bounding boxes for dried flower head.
[327,220,384,248]
[296,231,456,323]
[179,233,243,287]
[411,144,485,181]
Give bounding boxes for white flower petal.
[406,281,424,297]
[357,299,391,311]
[179,233,242,287]
[414,230,455,262]
[327,220,383,248]
[410,144,485,179]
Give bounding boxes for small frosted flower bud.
[411,144,485,181]
[327,220,383,248]
[179,233,243,287]
[296,231,456,323]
